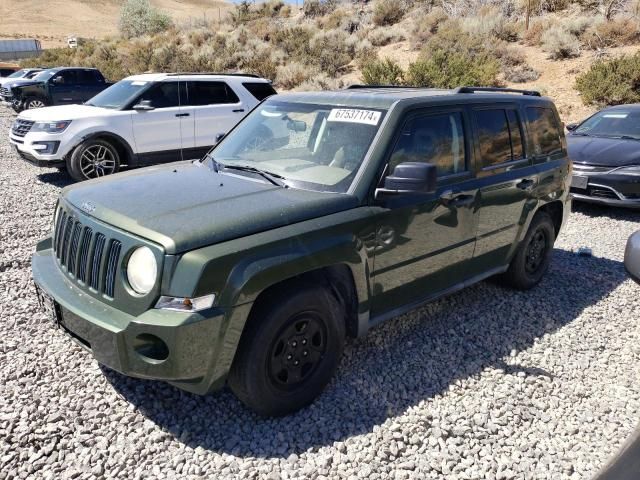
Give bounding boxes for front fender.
[167,207,377,314]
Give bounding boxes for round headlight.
[126,246,157,295]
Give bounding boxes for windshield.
[32,70,56,81]
[575,110,640,139]
[210,101,386,193]
[86,80,151,109]
[7,69,26,78]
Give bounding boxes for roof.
[274,86,551,110]
[125,73,269,82]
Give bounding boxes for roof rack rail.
[165,72,262,78]
[454,86,541,97]
[346,84,420,89]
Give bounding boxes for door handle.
[175,113,190,117]
[439,190,475,208]
[233,109,245,113]
[516,179,535,190]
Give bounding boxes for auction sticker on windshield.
[328,109,381,126]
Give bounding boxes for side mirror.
[377,162,437,197]
[133,100,155,111]
[51,76,63,84]
[566,122,579,131]
[214,132,226,144]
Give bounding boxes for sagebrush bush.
[361,58,404,85]
[460,6,519,42]
[410,6,448,45]
[296,72,343,91]
[119,0,172,39]
[309,29,355,76]
[505,65,541,83]
[541,24,581,59]
[303,0,336,17]
[367,25,406,46]
[575,53,640,105]
[582,18,640,49]
[522,19,547,46]
[276,62,317,89]
[372,0,406,26]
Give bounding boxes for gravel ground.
[1,105,639,480]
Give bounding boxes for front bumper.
[32,239,233,394]
[10,131,66,167]
[570,173,640,209]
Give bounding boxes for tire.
[23,97,48,110]
[67,139,120,182]
[502,211,556,290]
[228,284,346,417]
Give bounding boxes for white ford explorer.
[9,73,276,181]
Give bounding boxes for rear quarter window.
[186,81,239,105]
[526,107,563,157]
[243,82,277,101]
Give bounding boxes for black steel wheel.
[502,211,556,290]
[229,284,345,416]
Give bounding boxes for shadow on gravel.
[103,248,628,458]
[36,170,74,188]
[572,201,639,221]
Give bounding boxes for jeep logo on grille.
[80,201,96,214]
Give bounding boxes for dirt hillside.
[0,0,232,47]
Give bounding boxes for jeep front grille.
[11,119,34,138]
[53,209,122,298]
[0,87,11,98]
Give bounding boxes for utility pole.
[525,0,531,31]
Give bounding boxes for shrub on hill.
[361,58,404,85]
[119,0,172,39]
[575,53,640,105]
[372,0,405,26]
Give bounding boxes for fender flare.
[69,131,137,165]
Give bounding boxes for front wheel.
[228,285,345,416]
[67,139,120,182]
[502,211,556,290]
[24,97,48,110]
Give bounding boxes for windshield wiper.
[618,135,640,141]
[220,164,287,187]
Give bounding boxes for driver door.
[370,108,480,318]
[49,70,78,104]
[131,81,186,164]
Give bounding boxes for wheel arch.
[69,131,136,166]
[536,199,564,238]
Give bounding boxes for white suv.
[9,73,276,181]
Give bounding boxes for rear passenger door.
[470,105,539,269]
[181,80,247,159]
[76,70,105,101]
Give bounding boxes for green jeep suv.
[32,86,571,416]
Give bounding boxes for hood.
[567,135,640,167]
[62,162,359,254]
[4,79,42,90]
[19,104,113,121]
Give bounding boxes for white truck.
[9,73,276,181]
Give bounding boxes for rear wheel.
[228,284,345,416]
[67,139,120,182]
[24,97,48,110]
[502,211,555,290]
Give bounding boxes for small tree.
[119,0,173,39]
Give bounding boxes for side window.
[243,82,277,101]
[77,70,99,84]
[389,112,466,177]
[475,109,513,168]
[53,70,77,84]
[526,107,563,157]
[186,81,239,106]
[137,82,180,109]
